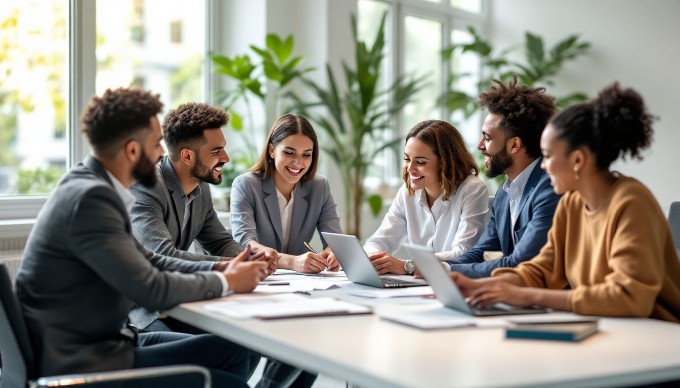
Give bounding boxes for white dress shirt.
[501,158,539,245]
[276,186,296,253]
[364,175,489,260]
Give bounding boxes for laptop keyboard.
[380,277,421,288]
[474,304,509,313]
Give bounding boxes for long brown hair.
[250,113,319,181]
[403,120,478,200]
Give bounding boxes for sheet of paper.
[204,294,371,319]
[267,270,348,283]
[379,307,476,329]
[347,286,434,299]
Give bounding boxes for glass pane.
[403,16,442,132]
[0,0,69,196]
[358,0,399,188]
[449,28,481,144]
[450,0,482,14]
[96,0,206,111]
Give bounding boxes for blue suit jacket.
[230,172,342,255]
[446,160,561,278]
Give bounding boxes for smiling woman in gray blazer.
[231,114,342,273]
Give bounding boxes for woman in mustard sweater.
[451,83,680,322]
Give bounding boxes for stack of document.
[204,294,372,320]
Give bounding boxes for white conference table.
[167,277,680,388]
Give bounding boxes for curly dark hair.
[250,113,319,182]
[162,102,230,160]
[550,82,655,169]
[403,120,478,200]
[81,87,163,157]
[479,76,557,159]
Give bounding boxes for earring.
[573,166,580,180]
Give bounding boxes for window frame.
[0,0,221,221]
[361,0,488,188]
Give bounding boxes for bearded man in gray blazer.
[128,102,277,333]
[16,87,267,387]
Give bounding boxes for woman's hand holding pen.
[320,248,340,271]
[292,252,329,273]
[299,242,339,272]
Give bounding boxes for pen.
[304,241,329,271]
[303,241,317,254]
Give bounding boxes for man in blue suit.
[445,77,561,278]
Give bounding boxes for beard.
[132,149,158,188]
[486,147,513,178]
[191,154,223,185]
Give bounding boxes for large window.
[0,1,486,221]
[95,0,205,108]
[0,0,207,219]
[0,0,69,198]
[358,0,487,191]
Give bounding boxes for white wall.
[488,0,680,214]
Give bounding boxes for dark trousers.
[125,331,250,387]
[146,317,316,388]
[144,317,261,379]
[255,358,317,388]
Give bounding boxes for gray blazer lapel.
[288,180,310,247]
[263,178,284,245]
[159,158,186,245]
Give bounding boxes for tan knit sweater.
[494,175,680,323]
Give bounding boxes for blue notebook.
[506,320,599,342]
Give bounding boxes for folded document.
[204,294,372,320]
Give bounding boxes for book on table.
[505,319,599,342]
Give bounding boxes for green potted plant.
[292,13,426,238]
[439,27,591,188]
[211,33,314,173]
[210,33,314,209]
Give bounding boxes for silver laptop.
[401,243,549,316]
[322,232,427,288]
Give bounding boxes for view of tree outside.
[95,0,205,110]
[0,0,68,196]
[0,0,205,197]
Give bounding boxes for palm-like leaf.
[291,12,425,236]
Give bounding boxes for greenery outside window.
[0,0,69,198]
[358,0,486,194]
[0,0,208,220]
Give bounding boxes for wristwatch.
[403,260,416,275]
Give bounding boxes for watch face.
[405,260,415,274]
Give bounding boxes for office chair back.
[669,202,680,253]
[0,262,35,388]
[0,263,212,388]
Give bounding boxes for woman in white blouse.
[364,119,489,275]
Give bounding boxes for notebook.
[401,243,549,316]
[506,320,599,342]
[321,232,427,288]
